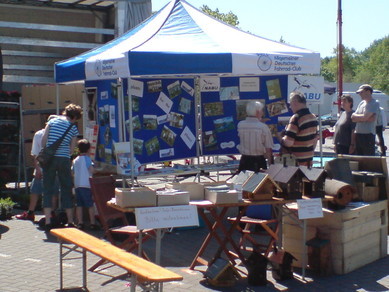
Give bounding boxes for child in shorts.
[72,139,98,230]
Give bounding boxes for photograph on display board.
[160,148,175,159]
[143,114,158,130]
[147,80,162,93]
[169,112,184,129]
[203,130,218,150]
[132,96,140,111]
[220,86,239,101]
[167,80,182,99]
[98,144,105,160]
[145,136,160,156]
[181,81,194,96]
[132,138,144,155]
[104,148,113,163]
[125,116,141,135]
[266,100,288,117]
[98,106,109,126]
[213,116,235,133]
[104,127,112,145]
[179,97,192,114]
[111,82,118,99]
[203,102,224,117]
[160,125,177,147]
[157,114,169,125]
[266,78,282,100]
[86,88,97,121]
[236,99,264,120]
[268,124,278,137]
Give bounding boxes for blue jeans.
[42,157,73,209]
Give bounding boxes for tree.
[200,5,239,27]
[320,36,389,94]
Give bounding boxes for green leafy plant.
[0,197,16,220]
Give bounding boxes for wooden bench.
[51,228,183,292]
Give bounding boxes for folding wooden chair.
[89,176,154,272]
[228,205,279,258]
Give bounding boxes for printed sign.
[296,198,323,220]
[288,75,324,104]
[135,205,199,229]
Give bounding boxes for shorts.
[30,177,59,195]
[75,187,94,208]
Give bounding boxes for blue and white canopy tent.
[55,0,320,82]
[54,0,322,177]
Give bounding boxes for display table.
[189,199,293,272]
[282,200,388,274]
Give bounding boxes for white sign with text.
[287,75,324,104]
[296,198,323,220]
[135,205,199,229]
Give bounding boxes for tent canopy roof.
[55,0,321,83]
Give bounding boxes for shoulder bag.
[37,123,74,169]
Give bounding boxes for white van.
[330,90,389,125]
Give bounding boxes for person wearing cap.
[15,115,59,222]
[351,84,380,156]
[280,91,319,167]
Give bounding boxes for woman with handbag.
[40,103,82,232]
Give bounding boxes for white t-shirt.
[72,155,93,188]
[31,129,45,156]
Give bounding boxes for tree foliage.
[200,5,239,27]
[321,36,389,94]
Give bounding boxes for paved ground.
[0,133,388,292]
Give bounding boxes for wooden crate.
[282,200,388,274]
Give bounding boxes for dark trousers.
[238,155,267,172]
[376,125,386,156]
[355,133,375,156]
[336,144,351,155]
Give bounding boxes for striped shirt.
[284,108,318,163]
[47,117,79,158]
[237,117,274,156]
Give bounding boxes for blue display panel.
[200,76,290,156]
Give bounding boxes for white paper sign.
[156,92,173,114]
[287,75,324,104]
[129,79,144,97]
[240,77,260,92]
[180,126,196,149]
[109,105,116,128]
[135,205,199,229]
[200,77,220,92]
[181,81,194,96]
[296,198,323,220]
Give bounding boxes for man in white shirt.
[237,101,273,172]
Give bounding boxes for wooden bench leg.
[82,249,87,289]
[59,242,63,291]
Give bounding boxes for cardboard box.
[115,187,156,207]
[204,185,239,204]
[157,189,190,206]
[21,85,41,110]
[23,114,42,140]
[282,200,388,274]
[165,182,205,201]
[40,85,56,109]
[59,84,76,109]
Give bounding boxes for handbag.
[37,123,73,169]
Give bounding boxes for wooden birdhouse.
[242,172,282,201]
[266,165,305,199]
[299,166,327,198]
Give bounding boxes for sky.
[151,0,389,58]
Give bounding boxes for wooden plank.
[51,228,183,283]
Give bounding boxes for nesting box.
[267,165,304,199]
[299,166,327,198]
[324,179,355,206]
[242,172,281,201]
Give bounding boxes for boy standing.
[72,139,98,230]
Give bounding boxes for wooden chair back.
[90,176,128,243]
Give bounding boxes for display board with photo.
[201,75,289,156]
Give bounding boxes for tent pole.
[194,76,201,165]
[127,78,135,186]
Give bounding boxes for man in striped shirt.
[280,91,318,167]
